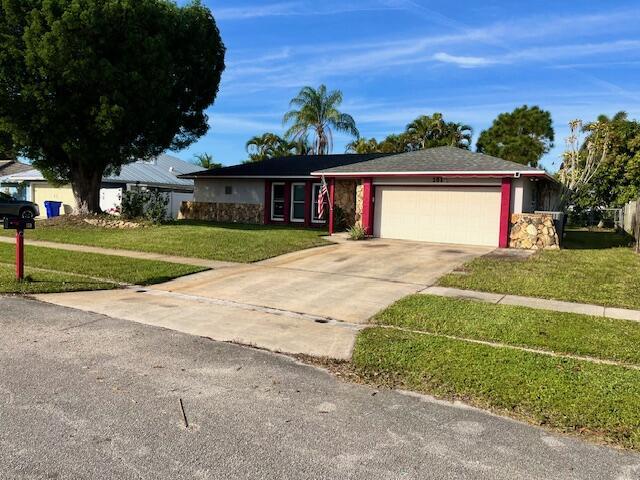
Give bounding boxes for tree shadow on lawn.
[563,229,634,250]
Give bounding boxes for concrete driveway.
[35,239,490,359]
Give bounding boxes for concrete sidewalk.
[0,235,235,269]
[421,286,640,322]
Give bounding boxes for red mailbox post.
[3,217,35,281]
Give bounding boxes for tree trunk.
[70,164,103,214]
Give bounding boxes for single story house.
[0,159,33,198]
[0,154,203,218]
[180,146,560,247]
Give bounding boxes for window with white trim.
[290,183,305,222]
[311,183,328,223]
[271,183,285,221]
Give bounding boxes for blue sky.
[174,0,640,172]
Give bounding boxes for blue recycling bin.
[44,201,62,218]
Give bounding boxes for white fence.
[623,200,638,237]
[167,191,193,219]
[99,188,193,219]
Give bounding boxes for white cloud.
[213,2,302,20]
[213,1,400,21]
[432,52,495,68]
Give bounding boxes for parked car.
[0,192,40,219]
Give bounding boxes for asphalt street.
[1,296,639,479]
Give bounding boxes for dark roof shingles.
[181,153,390,178]
[314,147,542,174]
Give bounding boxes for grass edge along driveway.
[0,221,331,263]
[353,327,640,451]
[374,294,640,365]
[0,243,205,294]
[349,293,640,451]
[437,230,640,310]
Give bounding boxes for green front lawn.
[354,328,640,450]
[374,295,640,365]
[438,230,640,309]
[0,243,205,294]
[2,220,330,263]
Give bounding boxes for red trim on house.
[499,177,512,248]
[283,181,291,223]
[261,178,328,229]
[361,178,373,236]
[328,178,335,235]
[264,180,272,225]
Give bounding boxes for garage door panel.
[373,186,501,246]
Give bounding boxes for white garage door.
[373,186,502,246]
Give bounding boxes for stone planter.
[510,213,560,250]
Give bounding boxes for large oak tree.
[476,105,554,167]
[0,0,225,212]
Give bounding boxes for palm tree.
[378,133,412,153]
[283,85,359,155]
[245,132,311,162]
[288,135,313,155]
[245,132,285,162]
[346,137,379,154]
[405,113,446,150]
[445,122,473,149]
[193,153,222,169]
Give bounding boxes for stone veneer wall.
[510,213,560,250]
[334,179,358,228]
[179,201,264,224]
[354,183,364,227]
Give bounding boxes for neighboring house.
[180,146,560,247]
[0,159,33,199]
[0,154,203,218]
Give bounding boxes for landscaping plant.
[347,224,367,240]
[121,190,168,224]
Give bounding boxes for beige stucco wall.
[32,183,77,217]
[194,179,265,205]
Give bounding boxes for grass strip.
[438,230,640,310]
[1,220,330,263]
[353,327,640,450]
[0,264,116,294]
[0,242,205,286]
[374,295,640,365]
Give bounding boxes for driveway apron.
[34,239,490,359]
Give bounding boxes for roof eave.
[311,170,549,178]
[182,175,316,180]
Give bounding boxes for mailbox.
[3,216,34,280]
[3,217,35,230]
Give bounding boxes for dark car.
[0,192,40,219]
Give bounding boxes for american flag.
[317,176,329,219]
